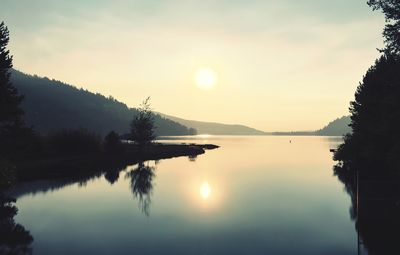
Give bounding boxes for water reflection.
[104,170,120,184]
[7,159,159,218]
[0,194,33,255]
[8,155,147,198]
[200,182,211,200]
[188,155,197,162]
[126,162,156,216]
[8,136,359,255]
[335,164,400,254]
[0,160,33,255]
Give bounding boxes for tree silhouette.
[334,54,400,173]
[0,21,24,134]
[130,97,155,146]
[104,131,124,155]
[334,2,400,174]
[0,22,35,159]
[368,0,400,55]
[46,129,102,156]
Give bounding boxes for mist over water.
[13,136,356,255]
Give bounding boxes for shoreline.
[15,143,219,182]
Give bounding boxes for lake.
[12,136,357,255]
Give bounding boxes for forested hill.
[272,116,352,136]
[160,113,353,136]
[315,116,351,136]
[159,113,267,135]
[11,70,196,136]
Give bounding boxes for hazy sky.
[1,0,385,131]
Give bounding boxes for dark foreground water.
[12,136,357,255]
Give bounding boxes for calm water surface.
[13,136,356,255]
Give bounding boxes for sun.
[195,68,217,90]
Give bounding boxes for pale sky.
[1,0,385,131]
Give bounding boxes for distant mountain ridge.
[159,113,267,135]
[315,116,351,136]
[161,113,352,136]
[270,116,351,136]
[11,70,196,136]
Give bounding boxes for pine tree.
[0,22,34,159]
[0,21,24,134]
[334,54,400,173]
[368,0,400,55]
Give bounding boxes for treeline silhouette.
[333,1,400,254]
[334,54,400,173]
[333,54,400,253]
[0,21,33,254]
[11,69,197,137]
[334,0,400,174]
[11,130,210,181]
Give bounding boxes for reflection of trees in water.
[0,195,33,255]
[1,159,131,254]
[104,170,120,184]
[126,162,156,216]
[188,155,197,162]
[104,164,127,185]
[8,161,131,199]
[335,165,400,255]
[1,161,33,255]
[2,158,156,254]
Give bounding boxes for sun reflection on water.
[200,182,211,200]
